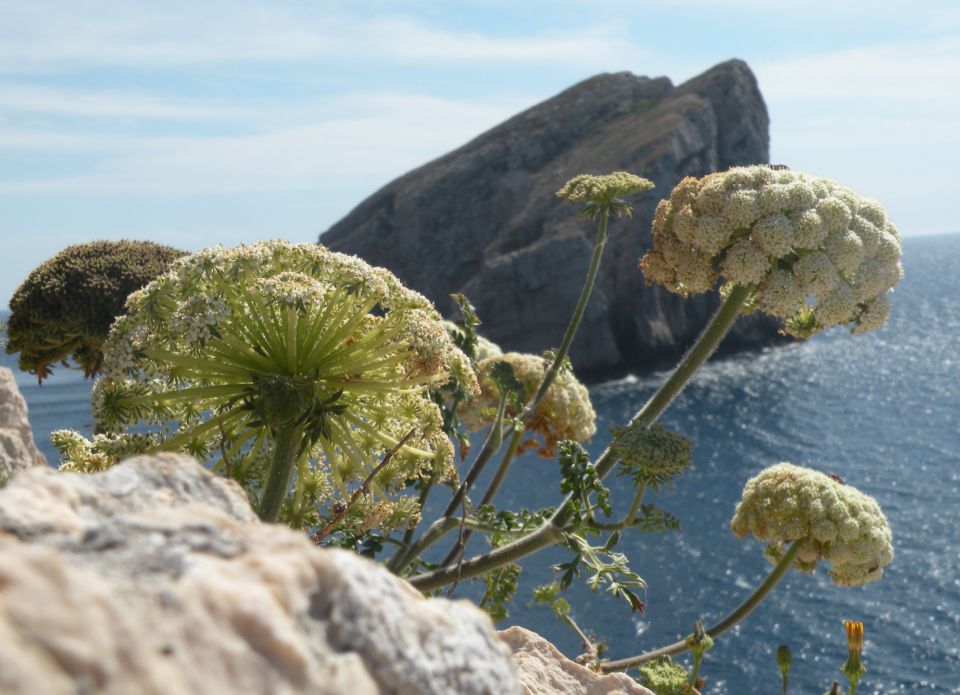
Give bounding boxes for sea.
[2,233,958,693]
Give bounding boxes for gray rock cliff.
[321,59,786,381]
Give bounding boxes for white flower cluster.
[86,240,476,532]
[640,166,903,336]
[731,462,894,586]
[255,271,328,310]
[461,352,596,457]
[556,171,655,206]
[168,294,230,346]
[52,429,157,473]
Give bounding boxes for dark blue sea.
[3,234,958,693]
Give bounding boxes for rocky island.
[321,59,786,382]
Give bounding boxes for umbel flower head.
[639,165,903,337]
[79,240,477,531]
[731,463,894,586]
[461,352,596,457]
[557,172,655,219]
[4,240,185,382]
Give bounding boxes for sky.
[2,0,958,307]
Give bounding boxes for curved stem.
[478,428,524,509]
[258,423,302,522]
[600,541,801,672]
[521,209,610,421]
[389,517,460,575]
[623,284,753,434]
[438,210,613,524]
[408,519,566,591]
[394,210,616,580]
[389,516,491,576]
[585,483,646,531]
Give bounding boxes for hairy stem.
[600,541,801,672]
[258,423,303,522]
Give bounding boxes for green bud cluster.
[637,657,691,694]
[5,240,185,381]
[611,423,692,491]
[639,166,903,337]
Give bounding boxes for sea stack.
[321,59,784,381]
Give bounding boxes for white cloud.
[0,2,647,71]
[755,36,959,235]
[0,84,244,120]
[757,35,960,156]
[0,92,527,193]
[757,36,960,104]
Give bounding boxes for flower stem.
[478,428,524,508]
[441,390,508,517]
[522,209,610,421]
[599,541,801,672]
[407,519,565,591]
[258,423,302,522]
[623,284,752,435]
[557,283,752,526]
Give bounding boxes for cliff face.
[321,59,785,381]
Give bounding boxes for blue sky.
[2,0,958,307]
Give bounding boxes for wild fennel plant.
[52,166,901,688]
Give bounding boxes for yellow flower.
[844,620,864,655]
[842,620,866,690]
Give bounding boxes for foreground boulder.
[322,59,784,381]
[0,367,45,482]
[501,627,653,695]
[0,455,521,694]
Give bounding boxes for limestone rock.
[0,455,521,695]
[500,626,653,695]
[322,59,785,382]
[0,366,46,482]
